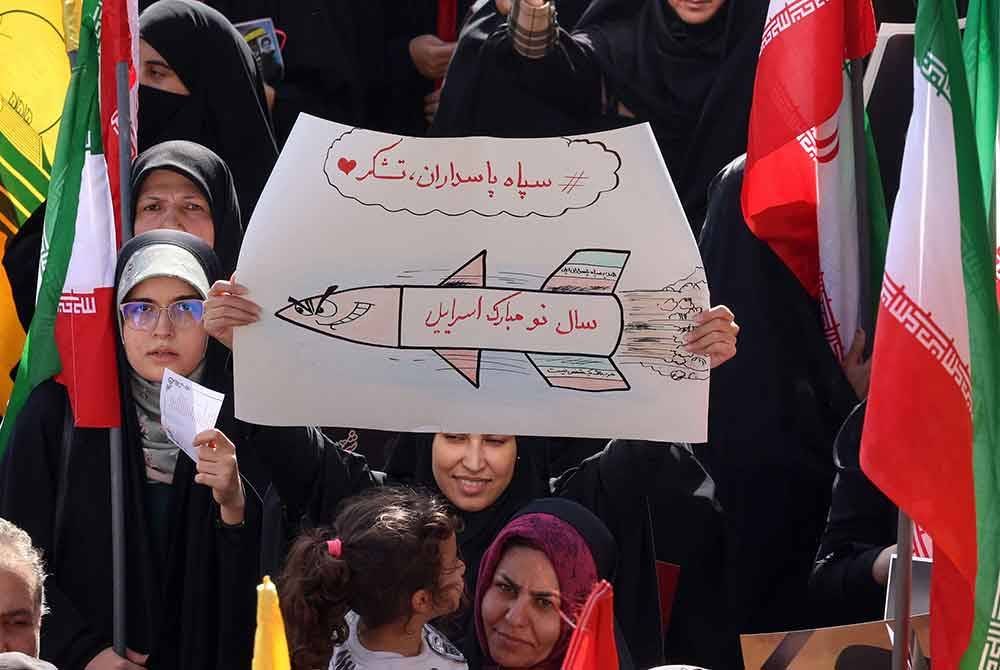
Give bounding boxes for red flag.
[741,0,877,359]
[561,580,618,670]
[51,0,136,427]
[101,0,139,238]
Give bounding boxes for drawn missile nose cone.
[275,286,402,348]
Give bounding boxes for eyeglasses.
[120,299,205,331]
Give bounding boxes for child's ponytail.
[279,528,352,670]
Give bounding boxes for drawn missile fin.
[434,348,482,388]
[526,354,630,392]
[540,249,630,294]
[440,249,487,287]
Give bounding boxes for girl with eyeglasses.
[0,230,301,670]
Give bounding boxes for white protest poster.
[234,115,709,442]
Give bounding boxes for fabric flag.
[0,1,73,410]
[860,0,1000,667]
[100,0,139,234]
[741,0,880,361]
[252,576,291,670]
[963,0,999,299]
[0,0,122,456]
[561,580,618,670]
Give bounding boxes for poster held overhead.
[235,117,709,442]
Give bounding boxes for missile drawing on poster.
[235,115,710,442]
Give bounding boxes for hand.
[193,429,245,524]
[872,544,897,586]
[843,329,871,399]
[685,305,739,368]
[85,647,148,670]
[263,83,276,113]
[424,88,442,125]
[203,274,261,350]
[409,35,456,80]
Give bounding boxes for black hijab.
[131,140,243,277]
[576,0,768,227]
[139,0,278,218]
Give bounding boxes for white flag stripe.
[882,55,971,392]
[816,72,861,359]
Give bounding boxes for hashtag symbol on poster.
[560,171,588,194]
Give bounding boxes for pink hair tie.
[327,538,343,558]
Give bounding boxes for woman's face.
[667,0,727,24]
[433,533,467,616]
[121,275,208,382]
[139,39,190,95]
[481,545,563,668]
[134,169,215,246]
[431,434,517,512]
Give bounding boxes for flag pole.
[849,58,874,349]
[891,510,914,670]
[110,59,132,656]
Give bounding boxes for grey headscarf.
[117,241,211,483]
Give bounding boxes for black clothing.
[139,0,278,218]
[366,0,477,136]
[810,402,896,626]
[431,0,767,230]
[132,140,243,276]
[696,157,859,634]
[201,0,372,145]
[0,231,268,670]
[3,202,43,333]
[266,432,734,669]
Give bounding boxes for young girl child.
[280,488,468,670]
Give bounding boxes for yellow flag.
[0,0,71,410]
[252,576,292,670]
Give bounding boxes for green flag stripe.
[919,0,1000,666]
[963,0,999,215]
[865,114,890,321]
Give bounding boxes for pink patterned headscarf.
[474,512,599,669]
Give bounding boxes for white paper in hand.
[160,368,226,462]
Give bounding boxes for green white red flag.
[0,0,134,454]
[741,0,879,360]
[860,0,1000,667]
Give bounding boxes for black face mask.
[138,84,200,152]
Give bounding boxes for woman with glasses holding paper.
[0,230,274,670]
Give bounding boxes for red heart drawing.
[337,157,357,175]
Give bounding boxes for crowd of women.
[0,0,918,668]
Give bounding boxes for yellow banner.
[0,0,71,411]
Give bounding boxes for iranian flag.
[859,0,1000,668]
[963,0,999,299]
[0,0,130,453]
[741,0,879,360]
